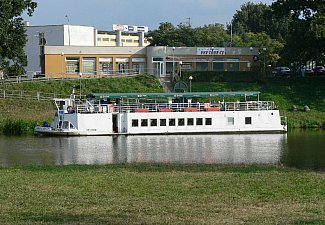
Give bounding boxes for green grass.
[0,164,324,225]
[192,78,325,128]
[1,75,325,131]
[0,75,163,134]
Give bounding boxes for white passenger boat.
[34,91,287,136]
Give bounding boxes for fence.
[0,89,70,101]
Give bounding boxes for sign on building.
[197,48,226,56]
[113,24,149,33]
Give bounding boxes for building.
[24,24,259,78]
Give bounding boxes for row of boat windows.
[131,117,252,127]
[132,118,213,127]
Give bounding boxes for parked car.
[313,66,325,75]
[271,67,291,77]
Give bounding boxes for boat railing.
[63,101,276,114]
[112,101,276,113]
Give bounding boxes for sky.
[23,0,273,31]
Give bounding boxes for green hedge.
[181,71,261,83]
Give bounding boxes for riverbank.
[0,164,324,224]
[0,75,324,134]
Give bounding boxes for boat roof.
[89,91,260,99]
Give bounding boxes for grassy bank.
[0,164,324,225]
[1,75,325,132]
[191,77,325,128]
[0,75,163,134]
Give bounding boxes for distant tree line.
[149,0,325,69]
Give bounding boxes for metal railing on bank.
[0,89,70,101]
[0,70,148,85]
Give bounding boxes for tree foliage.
[272,0,325,64]
[0,0,37,76]
[148,22,231,47]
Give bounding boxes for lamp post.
[172,47,175,80]
[189,76,193,92]
[179,61,183,78]
[61,52,64,78]
[211,47,214,71]
[79,72,82,99]
[263,48,267,78]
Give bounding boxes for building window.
[160,119,166,126]
[187,118,194,126]
[82,58,96,75]
[126,39,133,43]
[132,58,145,74]
[227,117,234,125]
[196,118,203,126]
[132,119,139,127]
[110,38,117,42]
[66,57,80,74]
[178,118,185,126]
[205,118,212,126]
[169,119,176,126]
[103,38,110,42]
[116,58,129,74]
[245,117,252,125]
[196,62,209,71]
[150,119,157,127]
[99,58,113,75]
[141,119,148,127]
[97,38,102,41]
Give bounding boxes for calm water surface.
[0,130,324,169]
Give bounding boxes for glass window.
[141,119,148,127]
[150,119,157,127]
[169,119,176,126]
[205,118,212,126]
[99,58,113,75]
[66,57,80,74]
[196,62,208,71]
[196,118,203,126]
[160,119,166,126]
[103,38,110,42]
[132,119,138,127]
[82,58,96,75]
[187,118,194,126]
[227,117,234,125]
[245,117,252,124]
[178,118,185,126]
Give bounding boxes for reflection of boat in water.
[35,90,287,136]
[51,134,286,165]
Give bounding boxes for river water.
[0,130,324,170]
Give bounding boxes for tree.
[231,2,291,40]
[272,0,325,64]
[0,0,37,76]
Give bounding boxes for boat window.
[62,121,69,129]
[70,123,75,129]
[187,118,194,126]
[245,117,252,125]
[141,119,148,127]
[178,118,185,126]
[132,119,139,127]
[160,119,166,126]
[205,118,212,126]
[227,117,234,125]
[196,118,203,126]
[150,119,157,127]
[169,119,176,126]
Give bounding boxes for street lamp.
[189,76,193,92]
[179,61,183,78]
[79,72,82,99]
[262,48,267,78]
[172,47,175,80]
[61,52,64,78]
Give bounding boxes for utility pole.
[186,17,191,27]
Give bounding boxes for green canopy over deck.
[89,92,260,99]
